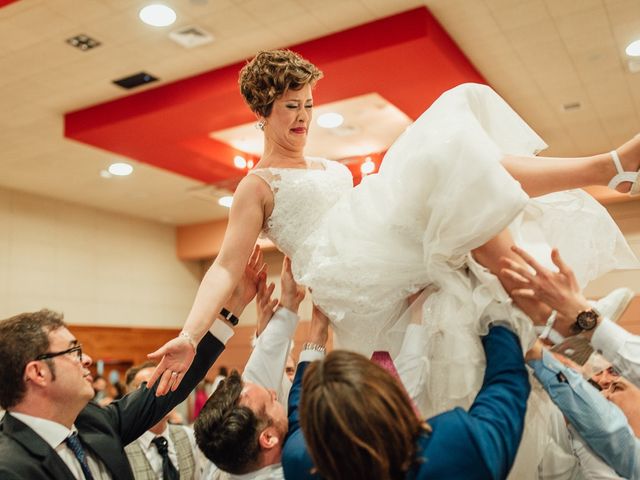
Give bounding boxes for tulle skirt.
[292,83,638,476]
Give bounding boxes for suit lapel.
[80,428,132,480]
[2,413,76,480]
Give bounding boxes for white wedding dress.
[250,83,638,477]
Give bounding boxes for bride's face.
[263,83,313,152]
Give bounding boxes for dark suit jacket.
[0,332,225,480]
[282,326,530,480]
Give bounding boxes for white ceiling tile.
[361,0,425,18]
[487,0,549,29]
[307,1,376,33]
[46,0,115,22]
[599,113,640,146]
[198,5,262,40]
[241,0,307,23]
[543,0,602,18]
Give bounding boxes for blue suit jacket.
[282,326,530,480]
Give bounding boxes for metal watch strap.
[303,342,326,354]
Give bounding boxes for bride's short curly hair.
[239,49,323,117]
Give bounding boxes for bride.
[149,49,638,439]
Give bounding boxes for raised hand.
[228,245,267,314]
[256,274,277,338]
[307,304,330,347]
[500,246,589,321]
[279,256,305,312]
[146,336,196,396]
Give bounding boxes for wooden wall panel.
[69,321,333,382]
[71,295,639,381]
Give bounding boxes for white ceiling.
[1,0,639,225]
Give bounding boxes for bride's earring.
[256,119,266,131]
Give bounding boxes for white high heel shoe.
[607,150,640,195]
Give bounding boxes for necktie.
[151,436,180,480]
[370,350,421,417]
[65,432,95,480]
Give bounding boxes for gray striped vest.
[125,424,196,479]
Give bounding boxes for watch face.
[576,310,599,331]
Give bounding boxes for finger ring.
[171,372,178,377]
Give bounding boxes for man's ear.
[24,360,49,386]
[258,426,281,450]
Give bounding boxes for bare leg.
[502,135,640,197]
[472,229,551,325]
[476,135,640,323]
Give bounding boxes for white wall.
[1,183,638,330]
[0,186,201,328]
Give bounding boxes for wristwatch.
[219,307,239,326]
[571,308,599,334]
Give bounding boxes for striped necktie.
[65,432,95,480]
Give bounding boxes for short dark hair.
[239,49,323,117]
[194,371,269,474]
[125,361,157,390]
[0,309,66,409]
[301,350,430,480]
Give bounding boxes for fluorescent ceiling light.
[139,4,177,27]
[317,112,344,128]
[108,162,133,176]
[626,40,640,57]
[218,196,233,208]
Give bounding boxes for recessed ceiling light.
[626,39,640,57]
[233,155,247,169]
[218,196,233,208]
[317,112,344,129]
[360,157,375,175]
[139,4,177,27]
[108,162,133,176]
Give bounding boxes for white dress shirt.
[200,308,300,480]
[242,307,299,404]
[570,427,623,479]
[135,424,202,480]
[10,412,112,479]
[228,464,284,480]
[591,318,640,387]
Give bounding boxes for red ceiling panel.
[64,7,485,186]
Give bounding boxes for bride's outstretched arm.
[147,176,269,394]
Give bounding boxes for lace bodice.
[249,158,353,257]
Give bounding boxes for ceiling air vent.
[562,101,581,112]
[66,34,101,51]
[113,72,158,90]
[169,25,214,48]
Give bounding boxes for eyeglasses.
[35,345,83,362]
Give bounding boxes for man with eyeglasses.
[0,247,265,480]
[0,308,232,480]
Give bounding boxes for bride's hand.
[146,337,196,396]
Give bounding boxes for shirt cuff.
[299,349,325,363]
[209,319,234,345]
[267,307,299,337]
[527,349,562,385]
[591,318,630,361]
